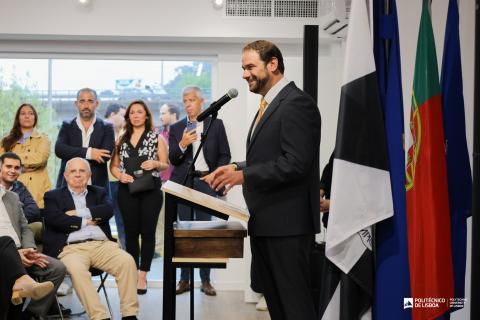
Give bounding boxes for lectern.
[161,181,249,320]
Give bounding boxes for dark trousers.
[250,235,317,320]
[110,181,126,249]
[250,254,264,294]
[118,181,162,271]
[26,256,66,316]
[0,236,26,320]
[178,178,215,282]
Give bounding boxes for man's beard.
[249,74,269,94]
[80,109,94,119]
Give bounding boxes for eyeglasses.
[77,99,96,105]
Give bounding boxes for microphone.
[197,88,238,122]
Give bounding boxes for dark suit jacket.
[42,185,114,258]
[239,81,321,237]
[168,116,231,184]
[55,117,115,190]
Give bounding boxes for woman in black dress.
[110,100,168,294]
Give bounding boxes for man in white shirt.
[168,86,231,296]
[55,88,115,191]
[0,154,66,318]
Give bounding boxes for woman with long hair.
[0,104,51,208]
[110,100,168,294]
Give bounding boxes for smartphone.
[186,121,197,133]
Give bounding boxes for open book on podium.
[161,180,249,222]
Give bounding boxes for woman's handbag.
[123,156,155,194]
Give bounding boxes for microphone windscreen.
[227,88,239,98]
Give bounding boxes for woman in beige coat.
[0,104,51,208]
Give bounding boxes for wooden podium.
[161,181,249,320]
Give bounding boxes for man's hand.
[65,210,77,216]
[320,198,330,213]
[29,252,50,268]
[91,148,111,164]
[202,164,244,195]
[18,248,36,267]
[86,219,98,226]
[179,129,197,149]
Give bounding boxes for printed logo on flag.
[404,298,413,309]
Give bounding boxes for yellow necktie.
[255,98,268,125]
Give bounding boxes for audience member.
[0,152,41,241]
[0,236,54,320]
[0,155,66,318]
[320,152,333,228]
[0,103,51,208]
[155,103,179,256]
[104,103,127,249]
[110,100,168,295]
[158,103,179,182]
[169,86,231,296]
[55,88,115,191]
[43,157,139,320]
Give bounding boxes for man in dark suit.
[169,85,231,296]
[55,88,115,191]
[205,40,321,320]
[43,157,138,320]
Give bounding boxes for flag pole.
[471,0,480,318]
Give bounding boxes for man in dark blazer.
[205,40,321,320]
[43,157,138,320]
[55,88,115,191]
[169,85,231,296]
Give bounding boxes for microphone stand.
[180,111,218,320]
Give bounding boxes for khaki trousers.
[59,240,138,320]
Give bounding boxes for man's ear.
[267,57,279,73]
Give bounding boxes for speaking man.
[204,40,321,320]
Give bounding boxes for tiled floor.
[58,287,271,320]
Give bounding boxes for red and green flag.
[405,0,454,319]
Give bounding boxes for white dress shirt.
[66,187,107,243]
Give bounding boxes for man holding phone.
[55,88,115,191]
[168,85,231,296]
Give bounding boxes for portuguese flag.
[405,0,454,319]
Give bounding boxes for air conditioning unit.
[321,0,350,39]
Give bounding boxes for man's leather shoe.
[176,280,190,294]
[200,281,216,296]
[47,302,72,316]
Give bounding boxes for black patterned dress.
[117,129,163,271]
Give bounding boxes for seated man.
[0,152,42,242]
[42,157,138,320]
[0,154,66,319]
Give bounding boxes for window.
[0,57,214,282]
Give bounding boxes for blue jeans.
[110,181,126,249]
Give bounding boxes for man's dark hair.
[105,103,125,118]
[76,87,98,100]
[164,103,179,118]
[0,152,22,167]
[243,40,285,74]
